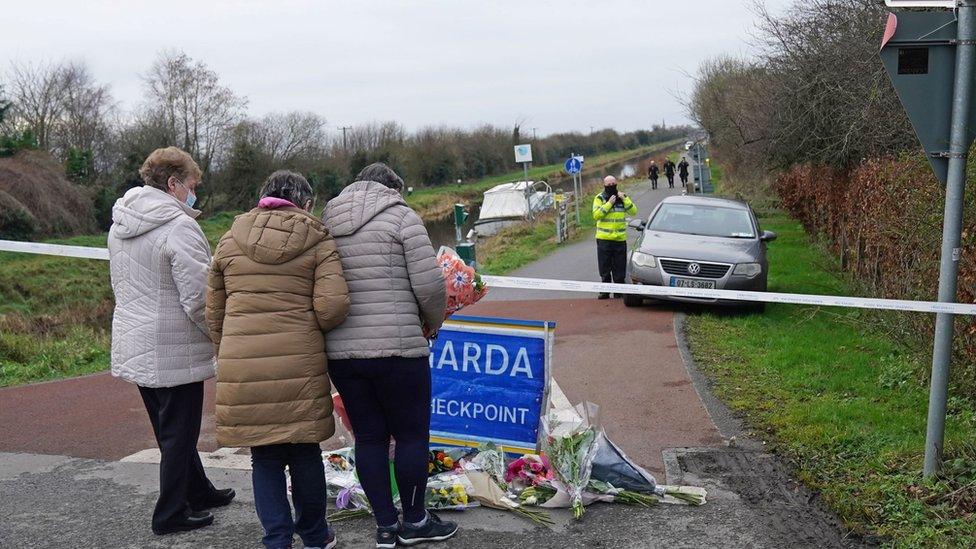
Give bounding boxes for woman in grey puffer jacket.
[321,163,455,547]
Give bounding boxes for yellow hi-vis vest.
[592,193,637,241]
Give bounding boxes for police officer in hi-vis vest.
[592,175,637,299]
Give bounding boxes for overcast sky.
[3,0,790,138]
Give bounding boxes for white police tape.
[0,239,110,260]
[2,239,974,316]
[481,276,976,316]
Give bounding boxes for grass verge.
[684,211,976,546]
[0,213,238,387]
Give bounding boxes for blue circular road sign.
[564,157,582,174]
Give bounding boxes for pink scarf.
[257,197,298,209]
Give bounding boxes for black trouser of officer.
[666,174,675,188]
[597,239,628,294]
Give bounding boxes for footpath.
[0,178,861,548]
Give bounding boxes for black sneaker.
[397,511,458,546]
[376,526,398,549]
[598,292,610,300]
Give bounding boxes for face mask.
[606,185,618,197]
[175,178,197,208]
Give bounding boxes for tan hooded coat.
[206,206,349,448]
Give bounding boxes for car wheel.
[623,292,643,307]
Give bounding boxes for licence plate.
[669,277,715,289]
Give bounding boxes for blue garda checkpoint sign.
[428,315,553,455]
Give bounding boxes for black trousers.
[597,239,628,286]
[650,176,658,189]
[329,357,431,527]
[666,174,675,188]
[138,381,216,530]
[680,173,689,184]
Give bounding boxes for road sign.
[882,2,976,477]
[514,144,533,163]
[885,0,955,7]
[564,156,582,174]
[881,10,976,185]
[428,316,553,454]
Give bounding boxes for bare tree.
[52,62,116,172]
[255,111,327,166]
[6,61,70,149]
[142,51,247,176]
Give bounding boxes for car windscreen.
[647,203,756,238]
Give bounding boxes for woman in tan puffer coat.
[206,170,349,549]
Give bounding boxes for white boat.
[474,180,554,236]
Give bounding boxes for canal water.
[424,152,655,250]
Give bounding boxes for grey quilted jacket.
[321,181,446,359]
[108,185,215,387]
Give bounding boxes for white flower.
[525,496,538,505]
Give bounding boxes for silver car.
[624,195,776,311]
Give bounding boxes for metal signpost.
[880,1,976,477]
[564,155,583,225]
[514,144,534,220]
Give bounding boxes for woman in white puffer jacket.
[108,146,232,536]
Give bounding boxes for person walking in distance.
[663,158,676,189]
[678,157,691,188]
[592,175,637,299]
[107,147,234,536]
[648,161,660,190]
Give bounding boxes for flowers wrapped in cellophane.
[425,473,479,510]
[541,402,600,519]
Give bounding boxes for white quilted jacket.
[108,186,215,387]
[321,181,446,360]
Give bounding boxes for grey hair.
[260,170,313,207]
[355,162,404,192]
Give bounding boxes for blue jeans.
[251,443,330,549]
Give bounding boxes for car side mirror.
[628,218,646,231]
[760,230,777,242]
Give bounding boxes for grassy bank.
[684,211,976,545]
[405,140,683,220]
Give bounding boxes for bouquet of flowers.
[425,474,478,510]
[541,402,600,519]
[504,453,554,490]
[586,479,659,507]
[428,448,467,476]
[462,469,553,526]
[329,485,373,521]
[425,247,488,337]
[467,442,507,488]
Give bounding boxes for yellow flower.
[459,494,468,504]
[439,488,448,496]
[443,456,454,468]
[428,463,434,473]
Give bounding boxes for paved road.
[486,176,682,300]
